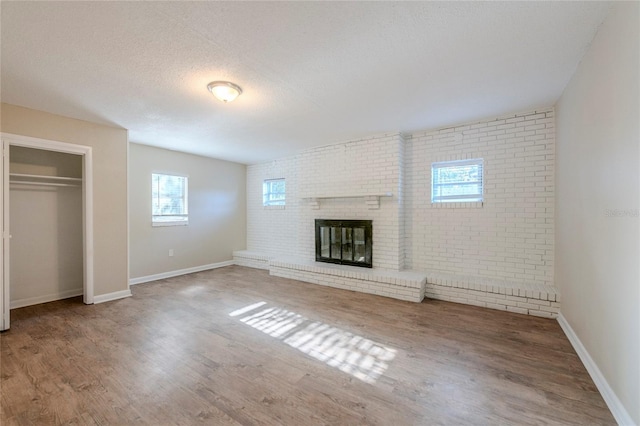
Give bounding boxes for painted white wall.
[0,103,129,298]
[247,133,405,271]
[556,2,639,424]
[247,108,555,288]
[129,143,246,279]
[406,109,555,285]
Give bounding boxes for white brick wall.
[245,108,556,315]
[247,156,299,259]
[405,108,555,286]
[247,133,405,271]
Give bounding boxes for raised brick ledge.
[233,250,271,262]
[233,250,271,270]
[425,271,559,302]
[232,253,557,313]
[270,257,427,290]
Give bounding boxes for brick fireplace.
[237,109,559,317]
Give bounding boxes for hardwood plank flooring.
[1,266,615,425]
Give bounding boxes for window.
[431,159,483,203]
[263,178,286,206]
[152,173,188,226]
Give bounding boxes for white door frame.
[1,133,94,330]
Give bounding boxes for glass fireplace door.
[330,227,341,260]
[341,227,353,262]
[315,220,372,268]
[353,228,366,263]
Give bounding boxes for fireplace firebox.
[315,219,372,268]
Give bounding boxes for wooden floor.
[1,266,614,425]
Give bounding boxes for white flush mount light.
[207,81,242,103]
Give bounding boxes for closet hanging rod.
[9,180,80,188]
[9,173,82,182]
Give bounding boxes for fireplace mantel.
[302,192,393,209]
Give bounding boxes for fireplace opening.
[315,219,372,268]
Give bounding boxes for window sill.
[263,205,286,210]
[152,220,189,227]
[430,202,483,209]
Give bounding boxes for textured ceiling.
[1,2,611,164]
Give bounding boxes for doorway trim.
[1,132,94,330]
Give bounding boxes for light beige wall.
[0,103,129,297]
[10,147,83,304]
[129,143,246,278]
[556,2,639,424]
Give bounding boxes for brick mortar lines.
[245,108,557,317]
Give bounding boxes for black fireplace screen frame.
[315,219,372,268]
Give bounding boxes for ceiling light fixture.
[207,81,242,103]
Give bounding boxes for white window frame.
[431,158,484,203]
[263,178,286,207]
[152,173,189,227]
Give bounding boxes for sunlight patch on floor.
[284,322,396,384]
[229,301,396,384]
[229,301,267,317]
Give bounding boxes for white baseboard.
[557,313,635,425]
[93,289,132,304]
[129,260,234,285]
[10,288,83,309]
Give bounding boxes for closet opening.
[1,133,94,331]
[9,146,84,309]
